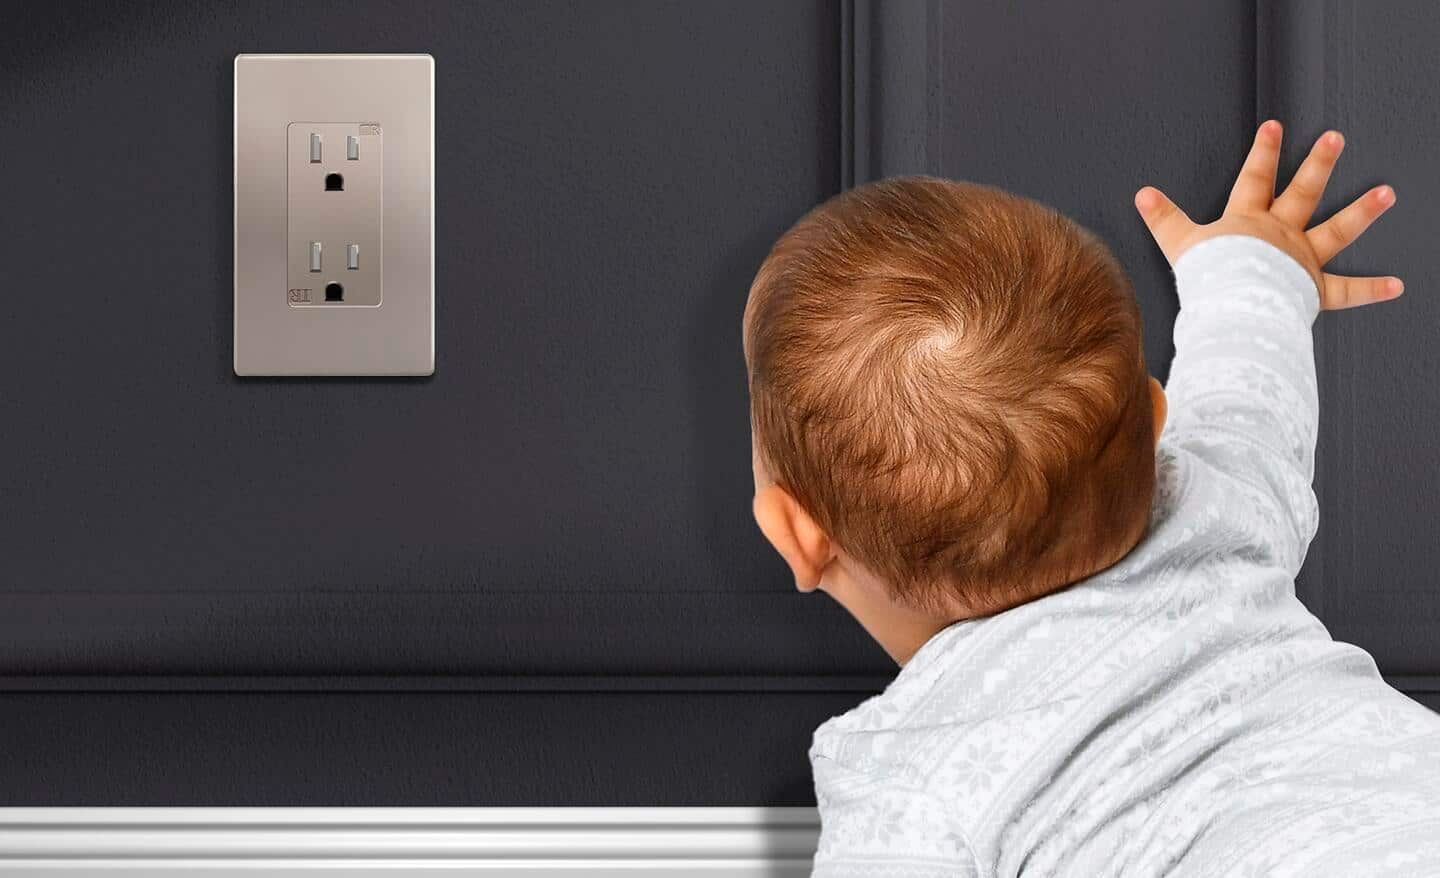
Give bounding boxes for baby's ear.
[1148,376,1168,443]
[752,484,833,593]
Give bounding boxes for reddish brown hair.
[743,176,1155,615]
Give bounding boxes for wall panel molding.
[1253,1,1439,688]
[4,0,1431,813]
[839,0,871,188]
[0,590,890,685]
[0,1,876,694]
[0,674,893,693]
[1256,0,1353,627]
[840,0,942,187]
[0,1,867,807]
[850,0,1435,707]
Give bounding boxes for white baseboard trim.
[0,807,819,876]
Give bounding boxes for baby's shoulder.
[809,630,1081,806]
[1142,437,1299,574]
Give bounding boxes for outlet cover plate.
[234,54,434,376]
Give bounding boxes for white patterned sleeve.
[809,754,979,878]
[1163,233,1322,575]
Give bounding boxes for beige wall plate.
[234,54,434,376]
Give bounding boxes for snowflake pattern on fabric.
[808,236,1440,877]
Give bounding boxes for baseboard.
[0,807,819,876]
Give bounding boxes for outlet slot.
[325,173,344,191]
[325,282,345,302]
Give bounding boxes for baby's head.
[743,176,1167,658]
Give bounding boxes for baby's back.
[810,237,1440,875]
[1012,438,1440,875]
[810,434,1440,877]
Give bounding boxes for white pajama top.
[809,234,1440,877]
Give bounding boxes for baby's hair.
[743,176,1156,616]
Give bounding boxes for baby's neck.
[844,525,1150,665]
[819,567,976,666]
[886,615,961,666]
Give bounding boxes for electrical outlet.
[286,122,383,307]
[234,54,433,376]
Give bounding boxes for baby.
[743,121,1440,875]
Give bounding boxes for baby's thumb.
[1134,186,1193,264]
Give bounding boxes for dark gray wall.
[0,0,1434,805]
[1265,1,1440,687]
[856,0,1440,710]
[1,0,866,679]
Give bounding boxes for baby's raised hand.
[1135,120,1401,310]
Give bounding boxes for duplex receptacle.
[287,122,382,307]
[234,53,433,376]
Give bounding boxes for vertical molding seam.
[840,0,872,189]
[1335,0,1356,653]
[1255,0,1338,622]
[925,0,942,175]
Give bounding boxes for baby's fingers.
[1319,272,1404,311]
[1226,120,1283,213]
[1307,184,1397,264]
[1134,186,1195,264]
[1271,130,1344,227]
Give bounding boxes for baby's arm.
[1134,121,1400,573]
[1164,235,1324,573]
